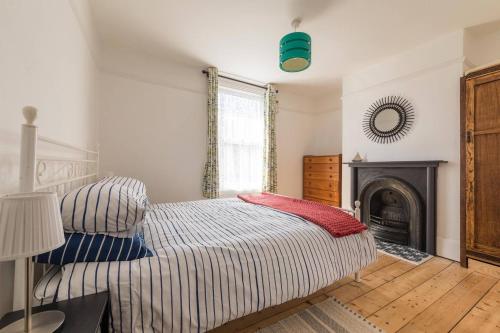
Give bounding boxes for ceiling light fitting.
[279,18,311,72]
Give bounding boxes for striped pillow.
[35,232,153,265]
[100,176,147,197]
[60,177,147,234]
[33,265,61,305]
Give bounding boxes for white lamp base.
[0,311,65,333]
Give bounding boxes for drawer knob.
[329,166,332,169]
[329,175,332,178]
[329,158,332,161]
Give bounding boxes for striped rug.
[258,297,384,333]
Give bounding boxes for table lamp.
[0,192,65,333]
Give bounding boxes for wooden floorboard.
[327,253,398,290]
[468,259,500,279]
[451,280,500,332]
[397,272,497,333]
[368,263,470,332]
[348,256,451,317]
[327,260,415,303]
[209,254,500,333]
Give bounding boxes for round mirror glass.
[374,108,400,132]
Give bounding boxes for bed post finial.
[14,106,38,311]
[354,200,361,221]
[22,106,37,126]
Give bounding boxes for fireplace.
[347,161,445,254]
[362,177,422,248]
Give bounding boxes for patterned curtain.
[263,84,278,193]
[202,67,219,198]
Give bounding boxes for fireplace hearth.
[347,161,446,254]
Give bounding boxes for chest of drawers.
[303,155,342,206]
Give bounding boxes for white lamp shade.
[0,192,65,261]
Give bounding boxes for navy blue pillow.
[35,232,153,265]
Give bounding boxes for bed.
[18,107,377,332]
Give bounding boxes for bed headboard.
[20,106,99,196]
[13,106,99,310]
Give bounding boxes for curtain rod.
[201,70,278,93]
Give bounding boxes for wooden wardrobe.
[461,64,500,267]
[303,154,342,206]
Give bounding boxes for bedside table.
[0,292,109,333]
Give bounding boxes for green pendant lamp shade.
[280,31,311,72]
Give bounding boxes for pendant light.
[279,18,311,72]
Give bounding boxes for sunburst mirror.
[363,96,414,144]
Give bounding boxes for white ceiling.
[89,0,500,97]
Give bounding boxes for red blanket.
[238,192,367,237]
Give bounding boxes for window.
[218,83,265,194]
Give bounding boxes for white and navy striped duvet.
[49,198,376,332]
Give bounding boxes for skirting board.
[436,236,460,262]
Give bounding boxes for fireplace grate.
[369,214,409,246]
[370,215,408,230]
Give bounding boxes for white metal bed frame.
[13,106,99,310]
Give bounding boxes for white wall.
[307,93,343,156]
[464,20,500,69]
[275,107,315,198]
[97,64,331,201]
[309,110,342,155]
[0,0,98,316]
[342,31,464,261]
[99,71,208,202]
[276,107,343,197]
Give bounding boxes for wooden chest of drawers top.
[304,155,340,164]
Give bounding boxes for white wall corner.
[67,0,102,66]
[464,20,500,71]
[462,57,477,73]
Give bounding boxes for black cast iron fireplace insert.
[347,161,446,254]
[362,177,422,248]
